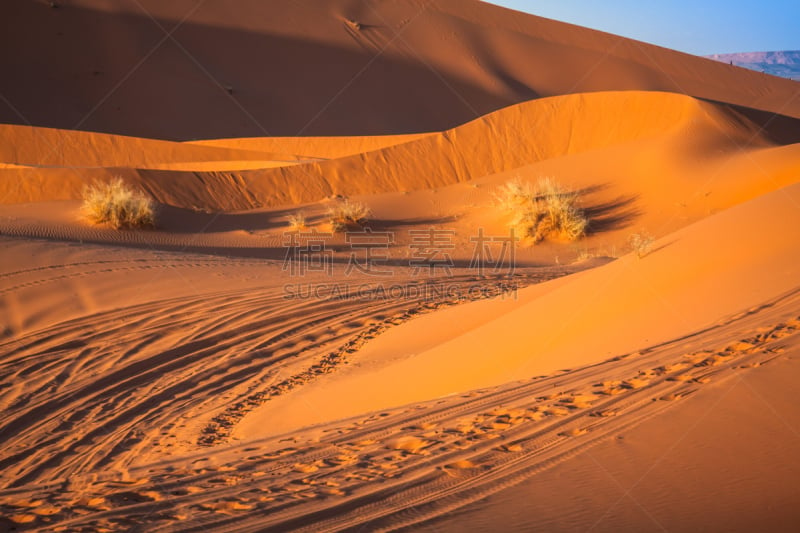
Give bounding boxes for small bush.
[629,231,655,258]
[327,199,371,232]
[82,178,155,229]
[286,211,308,231]
[497,177,587,244]
[493,179,537,211]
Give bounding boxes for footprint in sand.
[621,377,650,389]
[545,406,570,417]
[9,514,38,524]
[738,362,761,369]
[4,499,43,509]
[136,491,163,501]
[31,505,61,516]
[344,439,377,450]
[590,409,618,418]
[198,500,255,513]
[667,373,694,382]
[323,454,358,467]
[441,460,481,477]
[525,408,546,421]
[293,463,320,473]
[658,362,688,374]
[444,439,474,451]
[683,351,714,365]
[697,354,733,367]
[729,340,757,351]
[385,436,435,454]
[403,421,438,432]
[485,419,513,431]
[561,395,595,409]
[472,432,501,441]
[496,443,523,453]
[658,393,685,402]
[73,496,109,511]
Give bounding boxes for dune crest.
[2,91,798,210]
[3,0,800,139]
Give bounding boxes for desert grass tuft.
[493,179,537,211]
[629,231,655,258]
[81,178,155,229]
[497,177,587,244]
[327,199,371,232]
[286,211,308,231]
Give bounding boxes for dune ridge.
[2,0,800,140]
[2,91,798,210]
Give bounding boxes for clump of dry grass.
[286,211,308,231]
[82,178,155,229]
[493,179,537,211]
[327,199,371,232]
[496,177,587,244]
[629,231,655,258]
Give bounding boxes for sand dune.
[1,1,800,531]
[2,0,800,139]
[3,91,799,209]
[236,183,800,437]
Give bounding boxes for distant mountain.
[707,51,800,81]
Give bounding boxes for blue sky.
[486,1,800,56]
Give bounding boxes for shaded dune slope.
[2,0,800,140]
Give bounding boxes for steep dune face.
[3,91,797,209]
[2,0,799,139]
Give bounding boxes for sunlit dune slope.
[2,0,800,139]
[2,91,798,210]
[238,183,800,436]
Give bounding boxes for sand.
[1,0,799,531]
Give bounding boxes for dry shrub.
[497,177,587,244]
[286,211,308,231]
[327,199,371,232]
[82,178,155,229]
[493,179,537,211]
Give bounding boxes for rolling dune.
[1,0,800,531]
[3,0,800,140]
[3,91,800,210]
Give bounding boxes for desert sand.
[1,0,799,531]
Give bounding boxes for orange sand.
[1,1,799,531]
